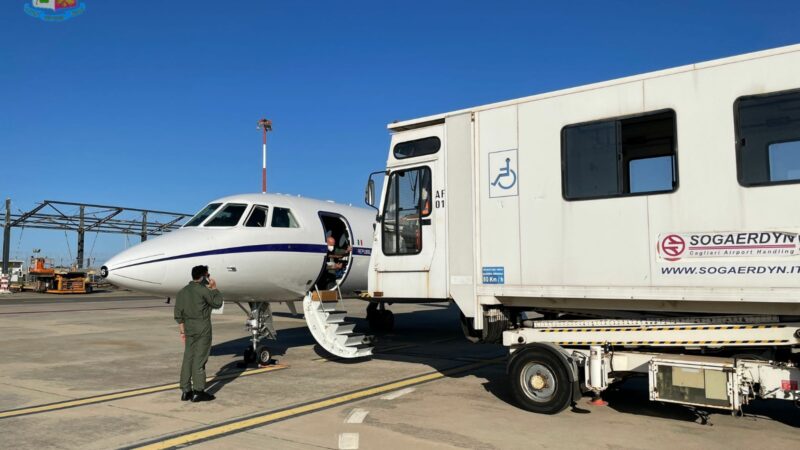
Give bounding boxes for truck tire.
[509,348,573,414]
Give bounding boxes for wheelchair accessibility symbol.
[489,149,518,198]
[492,158,517,189]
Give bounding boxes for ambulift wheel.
[368,309,394,333]
[508,348,572,414]
[381,310,395,332]
[256,346,271,366]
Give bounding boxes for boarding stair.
[303,285,373,358]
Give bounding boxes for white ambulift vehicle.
[362,44,800,414]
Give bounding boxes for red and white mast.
[257,118,273,194]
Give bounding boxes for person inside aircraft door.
[317,214,353,290]
[382,166,431,255]
[324,235,351,289]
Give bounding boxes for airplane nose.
[101,236,173,290]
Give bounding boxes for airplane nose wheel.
[256,346,271,366]
[242,302,277,365]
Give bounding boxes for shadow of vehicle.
[211,302,800,426]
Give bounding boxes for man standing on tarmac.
[174,265,223,402]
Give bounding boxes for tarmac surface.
[0,291,797,449]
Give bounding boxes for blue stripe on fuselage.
[111,244,372,272]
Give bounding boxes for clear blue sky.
[1,0,799,266]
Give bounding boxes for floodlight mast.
[257,118,273,194]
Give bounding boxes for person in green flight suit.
[174,265,223,402]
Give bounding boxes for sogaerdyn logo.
[24,0,86,22]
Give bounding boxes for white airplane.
[101,193,378,364]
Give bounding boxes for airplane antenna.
[257,118,273,193]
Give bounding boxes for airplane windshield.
[205,203,248,227]
[184,203,222,227]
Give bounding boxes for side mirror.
[365,179,375,207]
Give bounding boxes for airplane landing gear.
[256,346,271,366]
[242,302,276,365]
[367,302,394,333]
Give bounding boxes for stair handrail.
[335,283,345,314]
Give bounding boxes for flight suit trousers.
[180,333,212,392]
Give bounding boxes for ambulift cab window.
[562,110,677,200]
[245,205,269,227]
[736,90,800,186]
[205,203,247,227]
[394,137,440,159]
[382,166,431,255]
[184,203,221,227]
[271,207,299,228]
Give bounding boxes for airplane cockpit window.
[184,203,222,227]
[205,203,248,227]
[271,207,299,228]
[245,205,269,227]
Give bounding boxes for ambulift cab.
[364,44,800,414]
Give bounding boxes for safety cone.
[589,393,608,406]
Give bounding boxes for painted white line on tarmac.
[338,432,359,449]
[380,387,415,400]
[344,408,369,424]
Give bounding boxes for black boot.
[181,390,192,401]
[191,390,216,402]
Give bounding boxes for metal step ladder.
[303,285,373,359]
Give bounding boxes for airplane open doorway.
[315,212,354,290]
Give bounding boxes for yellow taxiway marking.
[0,365,287,419]
[131,358,503,450]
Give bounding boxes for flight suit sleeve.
[205,288,224,309]
[174,297,184,324]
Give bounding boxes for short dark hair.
[191,265,208,280]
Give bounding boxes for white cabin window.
[271,207,299,228]
[562,110,677,200]
[205,203,248,227]
[245,205,269,227]
[736,90,800,186]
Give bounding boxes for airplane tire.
[257,346,271,365]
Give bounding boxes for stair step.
[326,312,347,324]
[353,349,373,358]
[341,333,366,346]
[335,323,356,335]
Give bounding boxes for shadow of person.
[205,360,250,395]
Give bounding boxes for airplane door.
[373,162,437,296]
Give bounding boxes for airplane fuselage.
[102,193,375,301]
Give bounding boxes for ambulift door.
[374,162,436,298]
